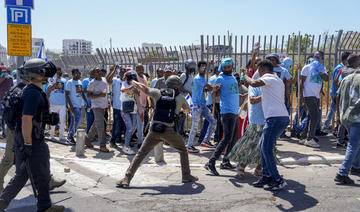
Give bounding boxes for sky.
[0,0,358,51]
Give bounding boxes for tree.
[287,33,312,53]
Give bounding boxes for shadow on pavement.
[273,179,318,212]
[130,182,205,196]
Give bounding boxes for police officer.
[0,69,66,194]
[116,75,198,187]
[0,59,65,212]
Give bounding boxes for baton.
[25,159,38,198]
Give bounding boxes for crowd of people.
[0,44,359,211]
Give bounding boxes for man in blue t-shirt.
[65,69,89,144]
[205,58,239,176]
[106,66,126,147]
[46,67,67,140]
[82,69,96,133]
[186,61,216,153]
[322,52,351,133]
[198,66,223,144]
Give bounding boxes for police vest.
[153,89,177,124]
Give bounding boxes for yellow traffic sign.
[7,24,32,56]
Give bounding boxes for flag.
[37,41,47,61]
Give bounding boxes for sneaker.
[182,175,199,183]
[204,162,219,176]
[116,177,130,188]
[44,205,65,212]
[187,146,200,153]
[290,130,298,138]
[100,147,110,153]
[350,167,360,176]
[313,137,320,142]
[315,130,327,137]
[252,176,272,188]
[336,142,347,148]
[298,139,306,145]
[85,141,94,148]
[268,178,287,191]
[110,141,117,148]
[49,176,66,191]
[334,173,355,184]
[305,139,320,148]
[67,137,76,145]
[123,146,135,155]
[201,141,216,148]
[220,161,236,170]
[321,128,332,134]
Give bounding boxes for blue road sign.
[5,0,34,9]
[7,5,31,25]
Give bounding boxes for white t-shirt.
[120,81,137,114]
[180,73,194,96]
[87,77,108,109]
[301,63,326,98]
[259,73,289,119]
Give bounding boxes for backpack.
[153,89,177,124]
[2,83,26,130]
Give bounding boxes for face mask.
[64,77,69,81]
[223,71,232,76]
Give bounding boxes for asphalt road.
[2,157,360,212]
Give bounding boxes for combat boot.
[49,175,66,191]
[116,177,130,188]
[44,205,65,212]
[182,175,199,183]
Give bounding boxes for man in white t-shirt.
[299,51,329,148]
[85,68,110,153]
[243,59,289,191]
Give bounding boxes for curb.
[50,154,345,167]
[280,156,345,165]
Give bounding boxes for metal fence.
[51,30,360,126]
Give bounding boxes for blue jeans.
[85,106,94,134]
[122,113,140,146]
[68,107,82,138]
[292,106,307,133]
[187,105,215,148]
[322,95,337,130]
[339,123,360,176]
[199,104,222,142]
[260,116,289,181]
[111,108,126,142]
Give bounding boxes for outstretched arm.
[242,68,265,87]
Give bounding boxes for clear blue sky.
[0,0,358,51]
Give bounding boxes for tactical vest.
[23,84,50,141]
[153,89,177,124]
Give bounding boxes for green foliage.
[287,33,313,53]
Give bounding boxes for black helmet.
[19,58,57,81]
[165,75,182,89]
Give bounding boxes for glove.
[22,144,32,159]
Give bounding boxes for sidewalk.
[3,133,341,167]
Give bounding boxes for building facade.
[63,39,93,55]
[0,44,8,66]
